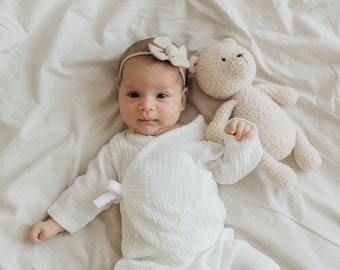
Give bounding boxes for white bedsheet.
[0,1,339,269]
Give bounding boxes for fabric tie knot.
[93,180,122,208]
[165,44,178,59]
[149,36,190,68]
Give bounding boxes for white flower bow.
[149,37,190,68]
[93,180,122,208]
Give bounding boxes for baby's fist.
[225,118,256,142]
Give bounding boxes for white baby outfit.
[48,115,279,270]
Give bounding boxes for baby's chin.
[132,123,182,137]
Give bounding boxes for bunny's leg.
[259,150,297,190]
[293,125,322,171]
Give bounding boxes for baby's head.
[117,37,190,136]
[118,37,189,87]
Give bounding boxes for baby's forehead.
[123,56,179,74]
[121,55,186,87]
[122,58,182,86]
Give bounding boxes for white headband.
[118,37,190,85]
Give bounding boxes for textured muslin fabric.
[114,229,280,270]
[48,115,270,269]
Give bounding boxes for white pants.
[114,228,280,270]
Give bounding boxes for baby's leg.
[231,244,280,270]
[196,228,279,270]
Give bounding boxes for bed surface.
[1,1,339,269]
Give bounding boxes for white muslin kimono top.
[48,115,262,269]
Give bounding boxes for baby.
[29,37,279,270]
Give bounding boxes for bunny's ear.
[188,56,199,74]
[222,37,236,44]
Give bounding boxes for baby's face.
[118,57,188,136]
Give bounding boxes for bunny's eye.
[221,58,226,62]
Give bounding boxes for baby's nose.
[138,97,155,111]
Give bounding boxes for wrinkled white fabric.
[1,1,339,270]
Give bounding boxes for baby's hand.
[225,118,256,142]
[29,218,65,243]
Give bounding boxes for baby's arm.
[29,218,65,243]
[207,117,262,185]
[224,118,256,142]
[29,140,119,242]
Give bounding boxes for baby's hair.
[119,38,154,65]
[118,37,188,86]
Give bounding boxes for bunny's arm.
[206,100,237,142]
[255,83,298,106]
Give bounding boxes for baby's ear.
[188,56,199,74]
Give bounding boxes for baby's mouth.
[139,118,156,122]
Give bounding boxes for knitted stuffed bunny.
[189,38,321,189]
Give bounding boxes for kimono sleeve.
[47,142,118,234]
[206,126,262,185]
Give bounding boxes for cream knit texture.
[48,115,262,269]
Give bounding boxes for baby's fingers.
[29,224,44,243]
[225,119,256,142]
[225,118,239,135]
[238,126,256,141]
[29,219,62,243]
[226,119,247,140]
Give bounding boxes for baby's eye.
[128,92,139,98]
[157,93,168,99]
